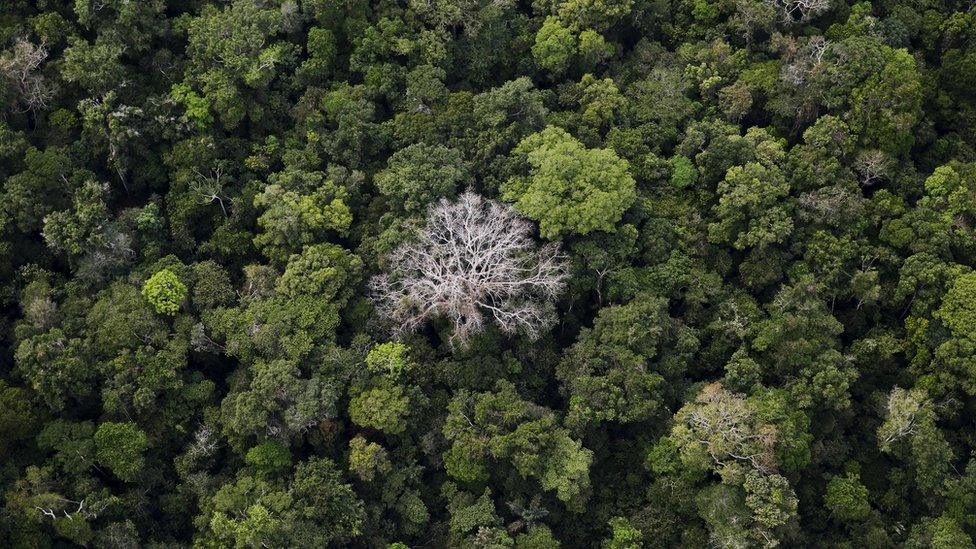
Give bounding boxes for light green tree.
[503,126,635,239]
[142,269,187,316]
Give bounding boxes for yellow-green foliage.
[142,268,187,316]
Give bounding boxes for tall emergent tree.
[371,192,568,346]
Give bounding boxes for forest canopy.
[1,0,976,547]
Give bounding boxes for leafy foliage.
[1,0,975,545]
[142,268,187,316]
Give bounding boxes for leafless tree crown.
[0,38,56,113]
[854,150,893,187]
[781,36,829,87]
[769,0,831,23]
[371,192,568,347]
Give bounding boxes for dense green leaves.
[1,0,976,545]
[503,126,636,238]
[94,421,148,482]
[142,268,187,316]
[375,143,469,214]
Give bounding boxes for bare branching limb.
[768,0,831,23]
[190,425,220,457]
[33,496,107,522]
[854,150,893,187]
[192,165,229,216]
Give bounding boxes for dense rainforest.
[1,0,975,546]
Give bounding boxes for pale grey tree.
[371,192,568,347]
[0,38,57,113]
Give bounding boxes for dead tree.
[371,192,568,347]
[854,150,893,187]
[781,36,829,87]
[0,37,57,113]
